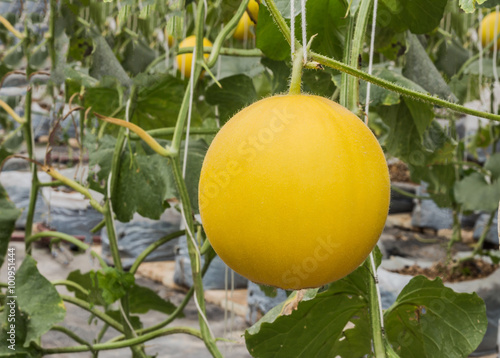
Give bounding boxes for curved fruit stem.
[289,47,304,95]
[94,113,170,157]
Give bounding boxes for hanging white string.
[479,11,484,101]
[363,0,385,335]
[182,45,197,178]
[493,6,500,115]
[290,0,295,56]
[301,0,307,62]
[364,0,379,124]
[179,205,215,339]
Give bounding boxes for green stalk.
[41,166,104,213]
[367,258,387,358]
[37,180,64,187]
[289,47,303,95]
[165,9,221,348]
[110,252,215,341]
[26,231,107,268]
[129,127,219,140]
[129,230,185,274]
[473,211,495,256]
[346,0,373,113]
[311,51,500,122]
[263,0,500,123]
[340,18,355,110]
[103,86,145,358]
[36,326,202,354]
[170,160,221,357]
[24,87,38,256]
[170,70,203,155]
[206,0,250,67]
[60,295,124,332]
[50,325,93,349]
[52,280,90,296]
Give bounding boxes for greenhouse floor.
[2,241,251,358]
[3,216,498,358]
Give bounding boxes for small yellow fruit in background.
[198,95,390,290]
[176,35,212,78]
[247,0,259,23]
[480,11,500,47]
[233,11,255,41]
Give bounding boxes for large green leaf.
[0,256,65,353]
[134,75,187,130]
[256,4,290,61]
[89,33,131,87]
[112,138,206,221]
[205,74,258,124]
[403,34,457,102]
[128,285,177,315]
[0,184,21,269]
[245,264,375,357]
[378,0,447,34]
[454,172,500,212]
[385,276,487,358]
[112,145,174,222]
[307,0,349,60]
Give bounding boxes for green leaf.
[460,0,489,12]
[96,267,135,305]
[260,58,290,95]
[0,184,21,269]
[112,145,174,222]
[360,66,424,107]
[180,139,209,214]
[464,58,500,78]
[478,0,500,8]
[410,164,457,208]
[403,34,457,102]
[256,4,290,61]
[205,74,258,125]
[245,265,374,357]
[378,98,435,162]
[378,0,447,34]
[0,256,66,349]
[134,75,187,130]
[122,39,157,76]
[385,276,487,358]
[302,69,335,98]
[257,285,278,298]
[485,152,500,179]
[454,172,500,212]
[89,33,131,87]
[128,285,177,315]
[307,0,349,60]
[435,38,470,80]
[85,84,121,117]
[86,133,116,181]
[66,269,106,307]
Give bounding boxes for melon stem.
[289,47,304,95]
